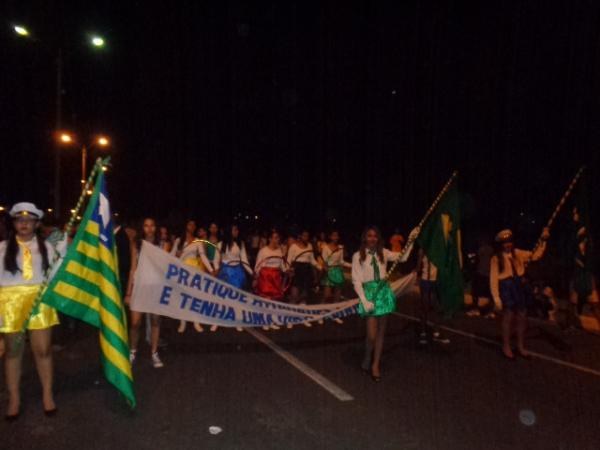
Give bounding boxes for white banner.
[131,242,417,327]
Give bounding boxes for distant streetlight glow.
[14,25,29,37]
[91,36,105,47]
[60,133,74,144]
[97,136,109,147]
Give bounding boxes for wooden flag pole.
[530,165,586,257]
[384,170,459,283]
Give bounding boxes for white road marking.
[246,328,354,402]
[392,312,600,378]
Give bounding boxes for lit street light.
[13,25,29,37]
[57,132,112,186]
[91,36,105,47]
[11,23,110,217]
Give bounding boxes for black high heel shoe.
[44,407,58,417]
[5,412,20,422]
[371,370,382,383]
[515,349,532,360]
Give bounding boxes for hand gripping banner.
[131,242,417,328]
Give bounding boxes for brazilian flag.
[42,166,135,407]
[416,181,464,316]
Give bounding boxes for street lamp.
[13,25,30,37]
[11,23,110,217]
[91,35,105,47]
[57,132,111,186]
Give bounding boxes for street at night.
[2,2,600,449]
[2,291,600,450]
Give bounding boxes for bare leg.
[289,286,300,304]
[371,316,388,377]
[333,287,342,303]
[30,328,55,411]
[150,315,161,355]
[3,333,24,416]
[362,317,377,370]
[323,286,332,302]
[516,310,528,356]
[129,311,143,352]
[177,320,187,333]
[501,310,514,358]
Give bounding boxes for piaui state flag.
[416,181,464,316]
[42,169,135,407]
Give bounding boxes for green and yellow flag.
[416,181,464,317]
[42,169,135,407]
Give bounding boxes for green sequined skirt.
[358,280,396,317]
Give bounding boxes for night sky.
[2,1,599,243]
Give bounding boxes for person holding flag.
[490,228,549,360]
[41,160,135,408]
[125,217,165,368]
[352,225,418,382]
[0,202,63,420]
[568,208,600,329]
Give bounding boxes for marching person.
[0,203,64,420]
[321,230,351,303]
[218,224,253,289]
[287,229,322,305]
[490,228,550,360]
[416,249,450,345]
[205,222,221,332]
[353,225,418,382]
[254,230,288,301]
[125,217,165,368]
[568,212,600,329]
[171,220,213,333]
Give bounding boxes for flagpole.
[17,157,108,339]
[384,170,459,283]
[530,165,586,256]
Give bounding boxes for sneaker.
[334,318,344,325]
[270,324,281,330]
[151,352,164,368]
[210,325,219,332]
[317,319,324,325]
[432,332,450,344]
[418,332,428,345]
[483,312,496,320]
[262,326,270,331]
[303,321,312,328]
[129,349,137,364]
[193,323,204,333]
[236,327,243,332]
[466,309,480,317]
[286,323,294,329]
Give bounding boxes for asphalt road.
[2,293,600,450]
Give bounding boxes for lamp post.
[57,132,111,190]
[11,24,107,216]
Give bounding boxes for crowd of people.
[0,201,598,419]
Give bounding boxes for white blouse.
[172,239,218,271]
[218,241,252,275]
[489,242,546,304]
[0,236,66,286]
[321,245,351,269]
[255,246,286,272]
[352,246,413,306]
[286,243,321,268]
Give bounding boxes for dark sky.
[1,1,599,242]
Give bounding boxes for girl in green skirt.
[352,226,418,382]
